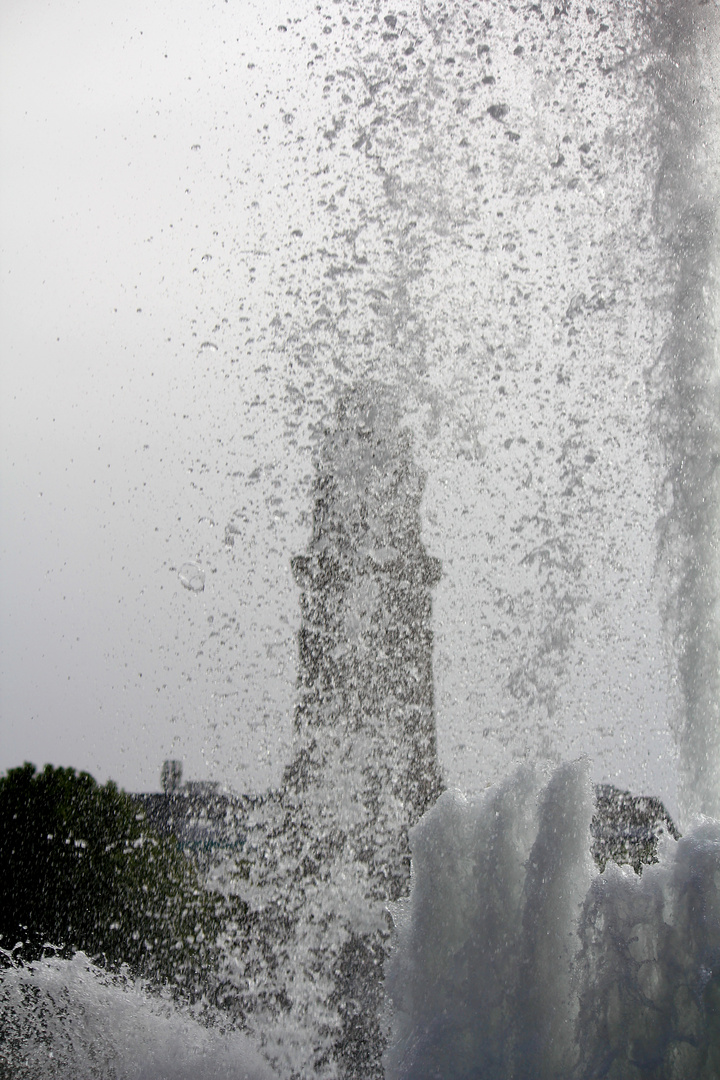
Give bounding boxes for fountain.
[2,0,720,1076]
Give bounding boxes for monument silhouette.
[143,388,679,1079]
[245,386,446,1079]
[284,386,444,902]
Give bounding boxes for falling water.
[2,0,720,1076]
[385,761,720,1080]
[646,0,720,820]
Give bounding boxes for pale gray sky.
[0,0,308,792]
[1,0,690,813]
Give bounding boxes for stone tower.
[242,388,444,1079]
[283,387,444,902]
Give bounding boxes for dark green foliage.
[0,763,240,996]
[591,783,681,875]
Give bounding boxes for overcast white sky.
[0,0,309,792]
[1,0,693,812]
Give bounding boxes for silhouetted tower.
[283,388,443,901]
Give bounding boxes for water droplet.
[200,341,218,352]
[178,563,205,592]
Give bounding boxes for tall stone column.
[284,387,444,900]
[275,387,444,1079]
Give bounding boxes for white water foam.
[0,951,275,1080]
[385,760,720,1080]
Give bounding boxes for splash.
[0,951,275,1080]
[178,563,206,592]
[646,0,720,821]
[385,761,720,1080]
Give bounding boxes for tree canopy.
[0,763,239,996]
